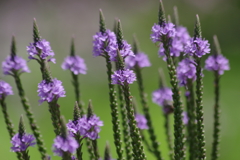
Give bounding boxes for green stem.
[164,114,174,160]
[211,71,220,160]
[92,140,100,160]
[163,38,185,159]
[13,74,47,159]
[0,98,23,160]
[194,57,206,159]
[48,102,61,136]
[21,150,30,160]
[75,134,83,160]
[104,54,124,160]
[185,80,198,160]
[86,138,96,160]
[135,66,162,160]
[122,84,146,160]
[62,152,72,160]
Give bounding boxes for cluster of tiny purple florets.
[111,69,136,85]
[92,29,117,57]
[52,135,79,156]
[27,39,56,63]
[125,52,151,69]
[135,114,148,130]
[152,87,173,106]
[151,23,176,43]
[0,80,13,99]
[61,55,87,75]
[177,58,197,86]
[205,54,230,75]
[37,78,66,104]
[11,133,36,152]
[184,37,210,58]
[67,115,103,140]
[2,56,30,75]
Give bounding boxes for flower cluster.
[61,55,87,75]
[2,56,30,75]
[150,23,176,43]
[177,58,197,86]
[92,29,117,57]
[184,37,210,58]
[52,135,79,156]
[67,115,103,140]
[108,40,135,61]
[152,87,173,106]
[27,39,55,63]
[111,69,136,85]
[11,133,36,152]
[205,54,230,75]
[135,114,148,130]
[37,78,66,104]
[0,80,13,98]
[125,52,151,69]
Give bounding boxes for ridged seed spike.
[173,6,179,26]
[132,34,140,55]
[158,0,166,26]
[117,20,123,50]
[99,9,106,33]
[33,18,41,43]
[11,35,17,57]
[116,49,125,70]
[73,101,81,122]
[213,35,221,55]
[60,116,68,139]
[70,37,75,56]
[194,14,202,39]
[87,100,94,120]
[113,18,118,35]
[18,115,25,139]
[158,68,166,88]
[104,141,111,160]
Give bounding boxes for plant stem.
[164,114,174,160]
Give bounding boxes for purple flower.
[27,39,55,63]
[135,114,148,130]
[158,39,182,61]
[177,58,197,86]
[111,69,136,85]
[2,56,30,75]
[175,26,191,46]
[152,87,173,106]
[52,135,79,156]
[67,115,103,140]
[37,78,66,104]
[182,112,189,125]
[92,29,117,57]
[108,40,135,61]
[150,23,176,43]
[184,37,210,58]
[125,52,151,69]
[205,54,230,75]
[61,55,87,75]
[0,80,13,98]
[11,133,36,152]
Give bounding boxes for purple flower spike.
[0,80,13,98]
[78,115,103,140]
[177,58,197,86]
[150,23,176,43]
[27,39,55,63]
[61,55,87,75]
[158,39,182,61]
[2,56,30,75]
[92,29,117,57]
[125,52,151,69]
[152,87,173,106]
[184,37,210,58]
[135,114,148,130]
[175,26,191,46]
[37,78,66,104]
[205,54,230,75]
[111,69,136,85]
[53,135,79,156]
[108,40,135,61]
[11,133,36,152]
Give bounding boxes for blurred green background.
[0,0,239,159]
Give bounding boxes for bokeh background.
[0,0,239,159]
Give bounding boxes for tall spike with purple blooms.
[53,116,78,160]
[92,10,124,159]
[61,38,87,114]
[112,27,146,159]
[205,35,229,160]
[0,80,23,160]
[130,36,162,160]
[11,116,36,160]
[151,1,185,159]
[2,36,47,159]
